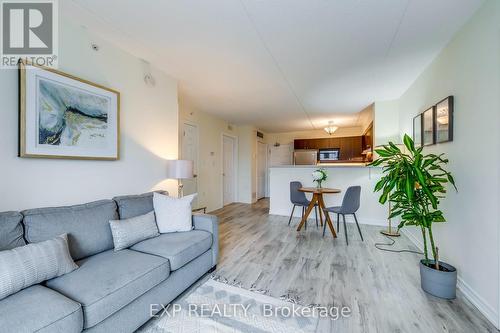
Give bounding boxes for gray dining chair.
[322,186,363,245]
[288,181,319,229]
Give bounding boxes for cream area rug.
[138,279,319,333]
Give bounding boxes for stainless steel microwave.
[318,148,340,162]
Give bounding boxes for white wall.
[0,18,179,211]
[358,103,375,134]
[178,98,239,212]
[374,100,400,146]
[395,0,500,326]
[178,101,264,208]
[237,125,258,203]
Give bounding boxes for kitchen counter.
[269,165,387,226]
[271,163,372,168]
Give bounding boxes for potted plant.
[370,134,458,299]
[312,168,327,188]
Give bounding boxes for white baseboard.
[356,218,387,227]
[401,230,499,329]
[457,277,499,327]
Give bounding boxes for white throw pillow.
[153,192,197,233]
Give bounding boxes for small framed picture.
[422,107,435,146]
[435,96,454,143]
[413,114,422,147]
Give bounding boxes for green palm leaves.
[370,134,457,263]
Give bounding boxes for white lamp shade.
[166,160,193,179]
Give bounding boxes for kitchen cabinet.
[311,138,329,149]
[294,138,330,149]
[362,122,373,151]
[340,137,353,160]
[328,138,341,148]
[346,137,363,159]
[294,139,307,150]
[294,136,363,161]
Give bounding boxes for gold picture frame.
[19,59,120,160]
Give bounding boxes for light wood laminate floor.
[211,199,497,333]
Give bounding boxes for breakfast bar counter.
[269,165,388,226]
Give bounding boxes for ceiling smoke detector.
[144,73,156,87]
[141,59,156,87]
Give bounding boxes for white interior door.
[181,123,198,206]
[257,141,268,199]
[222,135,235,206]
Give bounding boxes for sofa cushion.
[131,230,212,270]
[46,249,169,329]
[22,200,118,260]
[113,191,167,219]
[0,211,25,251]
[0,284,82,333]
[83,251,213,333]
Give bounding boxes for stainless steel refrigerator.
[293,150,318,165]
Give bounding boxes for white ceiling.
[64,0,483,132]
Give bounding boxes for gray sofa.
[0,192,218,333]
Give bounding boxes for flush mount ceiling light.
[324,121,338,135]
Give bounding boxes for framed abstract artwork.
[435,96,454,143]
[422,106,435,146]
[413,114,422,147]
[19,60,120,160]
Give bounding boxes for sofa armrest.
[193,214,218,267]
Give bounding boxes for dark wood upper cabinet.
[294,136,364,161]
[328,137,341,148]
[339,137,353,160]
[362,122,374,152]
[294,138,331,149]
[294,139,306,150]
[307,139,321,149]
[351,136,362,158]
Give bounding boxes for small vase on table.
[312,168,327,189]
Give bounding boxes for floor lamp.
[166,160,194,197]
[380,198,400,237]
